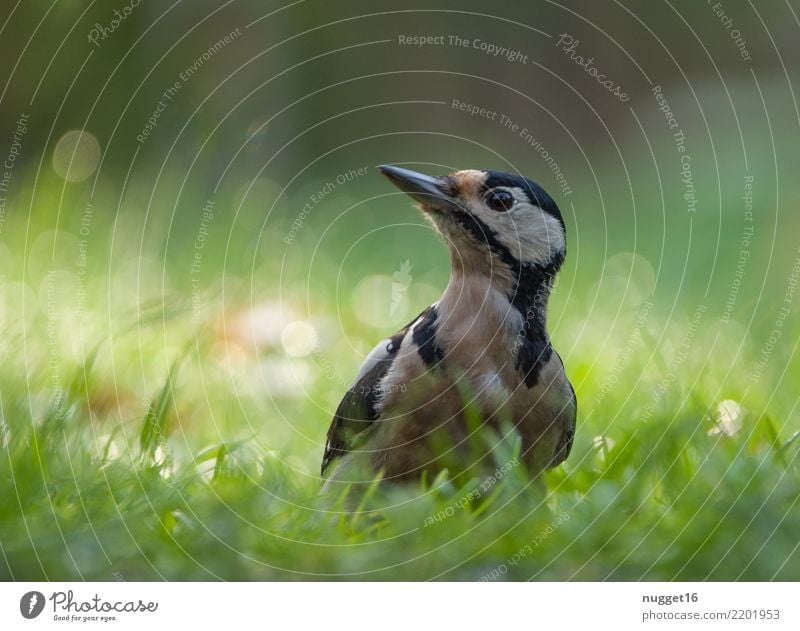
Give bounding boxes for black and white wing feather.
[550,380,577,468]
[320,328,407,476]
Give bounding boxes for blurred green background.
[0,1,798,580]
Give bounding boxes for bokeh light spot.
[281,320,318,357]
[52,130,101,182]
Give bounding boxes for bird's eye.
[485,189,515,212]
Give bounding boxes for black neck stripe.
[451,212,563,388]
[412,306,445,367]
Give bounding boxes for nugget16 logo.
[20,591,46,619]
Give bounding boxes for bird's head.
[379,165,566,287]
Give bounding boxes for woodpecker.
[321,166,576,486]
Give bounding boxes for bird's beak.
[379,165,455,211]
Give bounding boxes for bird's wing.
[320,325,410,476]
[550,379,577,468]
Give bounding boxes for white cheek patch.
[476,201,565,267]
[509,211,566,265]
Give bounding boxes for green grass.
[1,356,798,581]
[1,292,798,580]
[1,179,799,581]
